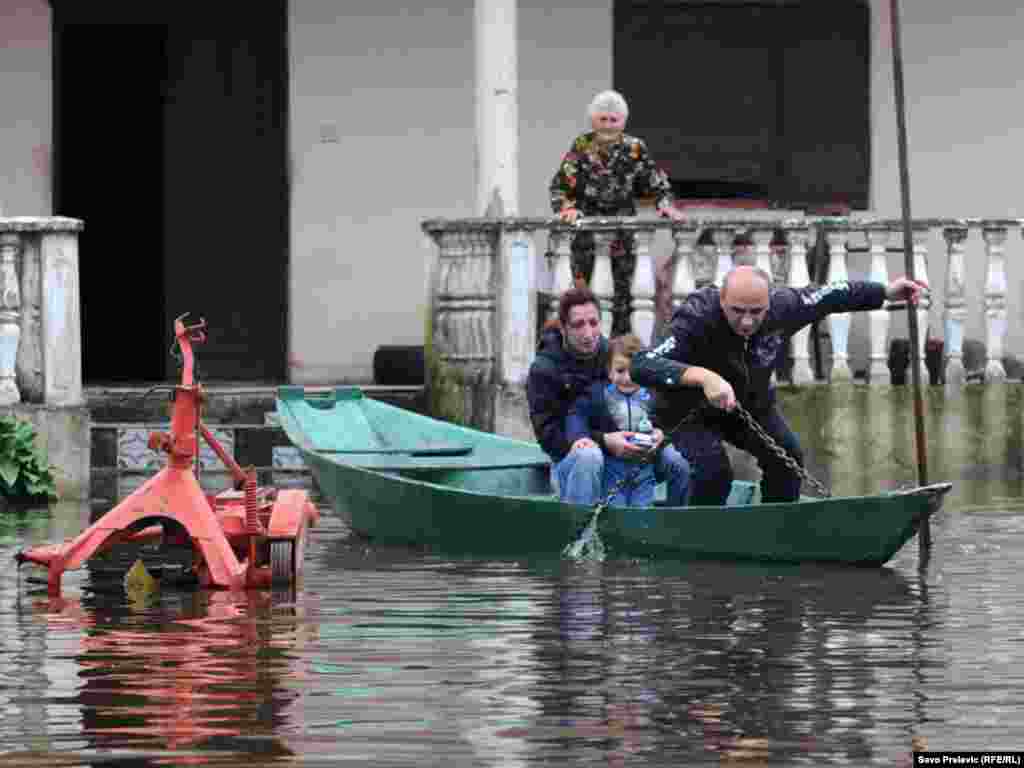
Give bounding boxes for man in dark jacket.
[526,287,689,504]
[632,265,927,505]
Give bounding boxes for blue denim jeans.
[552,444,691,507]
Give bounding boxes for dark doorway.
[614,0,870,210]
[52,2,289,383]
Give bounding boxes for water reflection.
[533,559,937,766]
[780,382,1024,505]
[10,586,315,765]
[1,383,1023,765]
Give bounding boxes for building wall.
[869,0,1024,357]
[287,0,611,383]
[0,0,50,217]
[1,0,1021,382]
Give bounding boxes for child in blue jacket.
[566,334,690,507]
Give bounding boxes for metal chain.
[731,402,831,498]
[564,398,831,558]
[590,398,830,511]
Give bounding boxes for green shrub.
[0,416,58,501]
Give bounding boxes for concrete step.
[86,384,427,503]
[86,384,425,424]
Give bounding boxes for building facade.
[1,0,1022,386]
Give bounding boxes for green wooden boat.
[275,386,951,566]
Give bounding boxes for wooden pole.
[889,0,931,551]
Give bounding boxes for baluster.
[982,225,1008,381]
[694,228,718,289]
[549,227,574,320]
[786,227,814,385]
[942,225,968,389]
[866,227,891,383]
[750,228,773,274]
[911,228,931,384]
[826,229,852,381]
[630,225,656,344]
[0,233,23,405]
[712,227,735,286]
[592,230,616,337]
[769,229,790,286]
[670,225,699,310]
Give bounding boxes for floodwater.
[0,384,1022,767]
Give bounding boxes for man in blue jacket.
[632,265,927,505]
[526,287,690,505]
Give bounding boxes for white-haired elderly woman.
[549,89,684,336]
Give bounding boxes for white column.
[826,230,852,381]
[786,228,814,385]
[630,225,657,344]
[982,225,1008,382]
[592,231,615,337]
[866,228,891,383]
[40,232,83,406]
[475,0,518,216]
[942,226,968,390]
[0,233,21,405]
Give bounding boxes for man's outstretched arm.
[632,341,737,411]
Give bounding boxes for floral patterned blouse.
[549,131,675,216]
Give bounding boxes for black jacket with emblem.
[526,327,609,462]
[632,281,887,426]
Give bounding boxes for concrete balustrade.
[0,217,88,499]
[422,216,1023,431]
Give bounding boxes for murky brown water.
[0,384,1022,766]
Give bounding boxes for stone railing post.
[629,224,657,344]
[911,227,931,384]
[693,228,718,289]
[591,229,616,337]
[825,228,852,381]
[712,227,735,286]
[0,232,22,405]
[769,228,790,286]
[669,225,699,311]
[942,224,968,389]
[785,227,814,385]
[16,232,42,403]
[750,228,773,275]
[0,218,85,407]
[548,225,574,322]
[982,224,1008,382]
[494,222,539,438]
[865,226,891,383]
[424,220,499,430]
[39,229,84,406]
[498,223,538,386]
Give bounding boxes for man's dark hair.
[558,287,600,326]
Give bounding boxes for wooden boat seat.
[321,444,473,457]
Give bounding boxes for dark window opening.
[614,0,871,211]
